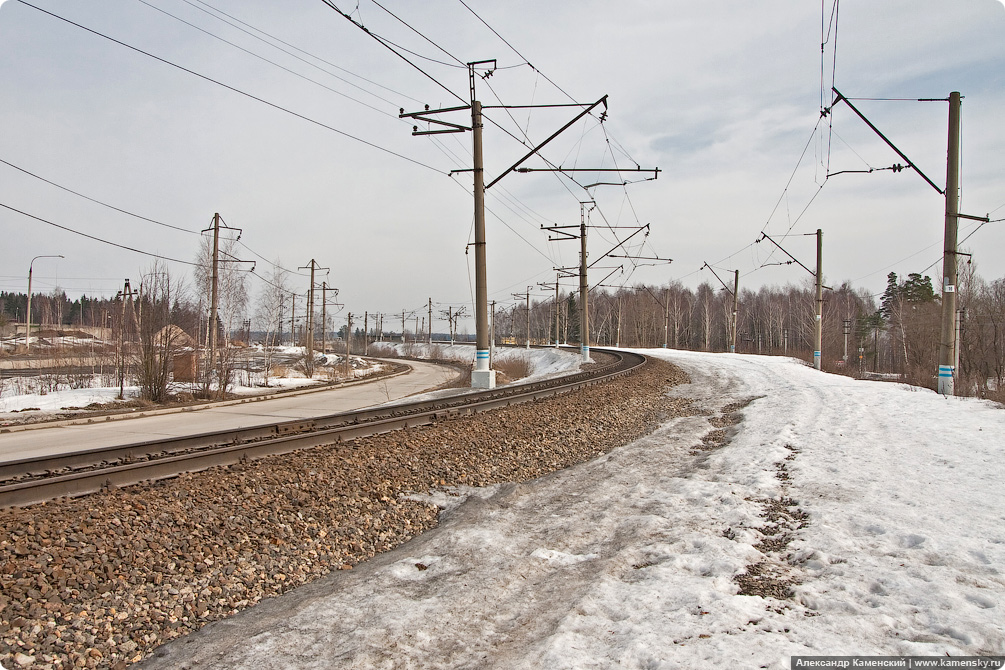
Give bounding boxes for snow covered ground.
[142,348,1005,669]
[378,342,583,382]
[0,375,332,415]
[0,346,579,420]
[0,353,380,419]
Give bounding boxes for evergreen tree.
[902,273,936,303]
[880,272,900,320]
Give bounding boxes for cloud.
[1,0,1003,316]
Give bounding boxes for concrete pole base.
[937,365,954,396]
[471,369,496,389]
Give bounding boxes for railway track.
[0,348,646,508]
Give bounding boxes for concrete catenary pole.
[616,295,622,348]
[345,312,352,378]
[955,309,962,377]
[490,300,496,368]
[363,311,368,355]
[525,287,531,350]
[579,205,591,363]
[320,282,328,356]
[554,278,561,348]
[306,262,315,355]
[118,279,133,400]
[938,92,962,396]
[471,99,495,388]
[427,298,433,345]
[843,318,851,363]
[814,228,823,371]
[210,213,221,375]
[731,270,739,353]
[663,288,670,349]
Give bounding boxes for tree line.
[3,258,1004,400]
[497,265,1005,398]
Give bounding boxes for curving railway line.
[0,348,646,509]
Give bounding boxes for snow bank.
[0,383,131,413]
[147,348,1005,668]
[378,342,582,382]
[628,349,1005,662]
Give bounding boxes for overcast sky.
[2,0,1003,332]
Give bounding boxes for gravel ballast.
[0,358,691,669]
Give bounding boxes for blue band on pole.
[476,350,489,360]
[938,365,953,378]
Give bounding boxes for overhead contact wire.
[319,0,467,103]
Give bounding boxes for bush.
[493,354,532,381]
[368,343,397,358]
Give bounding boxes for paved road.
[0,360,460,463]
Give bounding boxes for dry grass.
[367,343,398,358]
[493,354,532,382]
[983,385,1005,406]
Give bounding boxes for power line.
[318,1,467,103]
[16,0,447,174]
[133,0,400,119]
[820,0,840,108]
[448,1,662,268]
[910,220,990,277]
[0,156,199,235]
[428,132,565,267]
[325,1,658,298]
[183,0,425,105]
[352,3,635,260]
[1,201,200,266]
[477,79,593,205]
[455,0,644,188]
[0,275,126,282]
[370,0,466,66]
[247,265,297,297]
[762,116,828,235]
[0,152,313,280]
[236,241,309,278]
[456,0,577,104]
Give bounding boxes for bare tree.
[194,235,249,397]
[134,263,190,403]
[254,261,291,387]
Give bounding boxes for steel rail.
[0,348,646,508]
